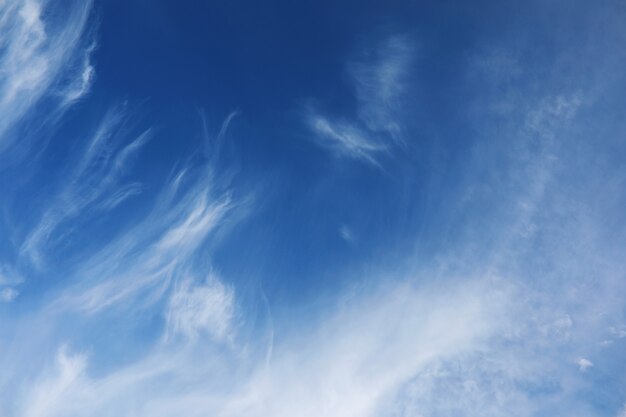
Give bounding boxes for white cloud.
[60,45,95,104]
[40,111,239,316]
[8,278,508,417]
[53,170,233,315]
[305,35,413,165]
[576,358,593,372]
[307,115,384,166]
[0,0,95,153]
[0,110,242,414]
[19,107,152,268]
[220,280,506,417]
[165,274,235,342]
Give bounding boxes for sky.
[0,0,626,416]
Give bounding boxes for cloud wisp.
[47,113,239,316]
[19,106,151,269]
[305,35,413,166]
[0,0,95,156]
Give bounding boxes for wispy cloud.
[219,280,506,417]
[0,104,244,414]
[0,0,95,155]
[577,358,593,372]
[19,347,88,417]
[9,278,508,417]
[349,35,413,140]
[306,115,384,166]
[19,106,152,268]
[52,150,235,315]
[305,35,413,165]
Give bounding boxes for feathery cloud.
[305,35,413,165]
[0,0,95,154]
[20,106,152,268]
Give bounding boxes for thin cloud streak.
[19,107,152,268]
[307,115,385,166]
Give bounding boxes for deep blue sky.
[1,0,626,416]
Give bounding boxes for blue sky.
[1,0,626,415]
